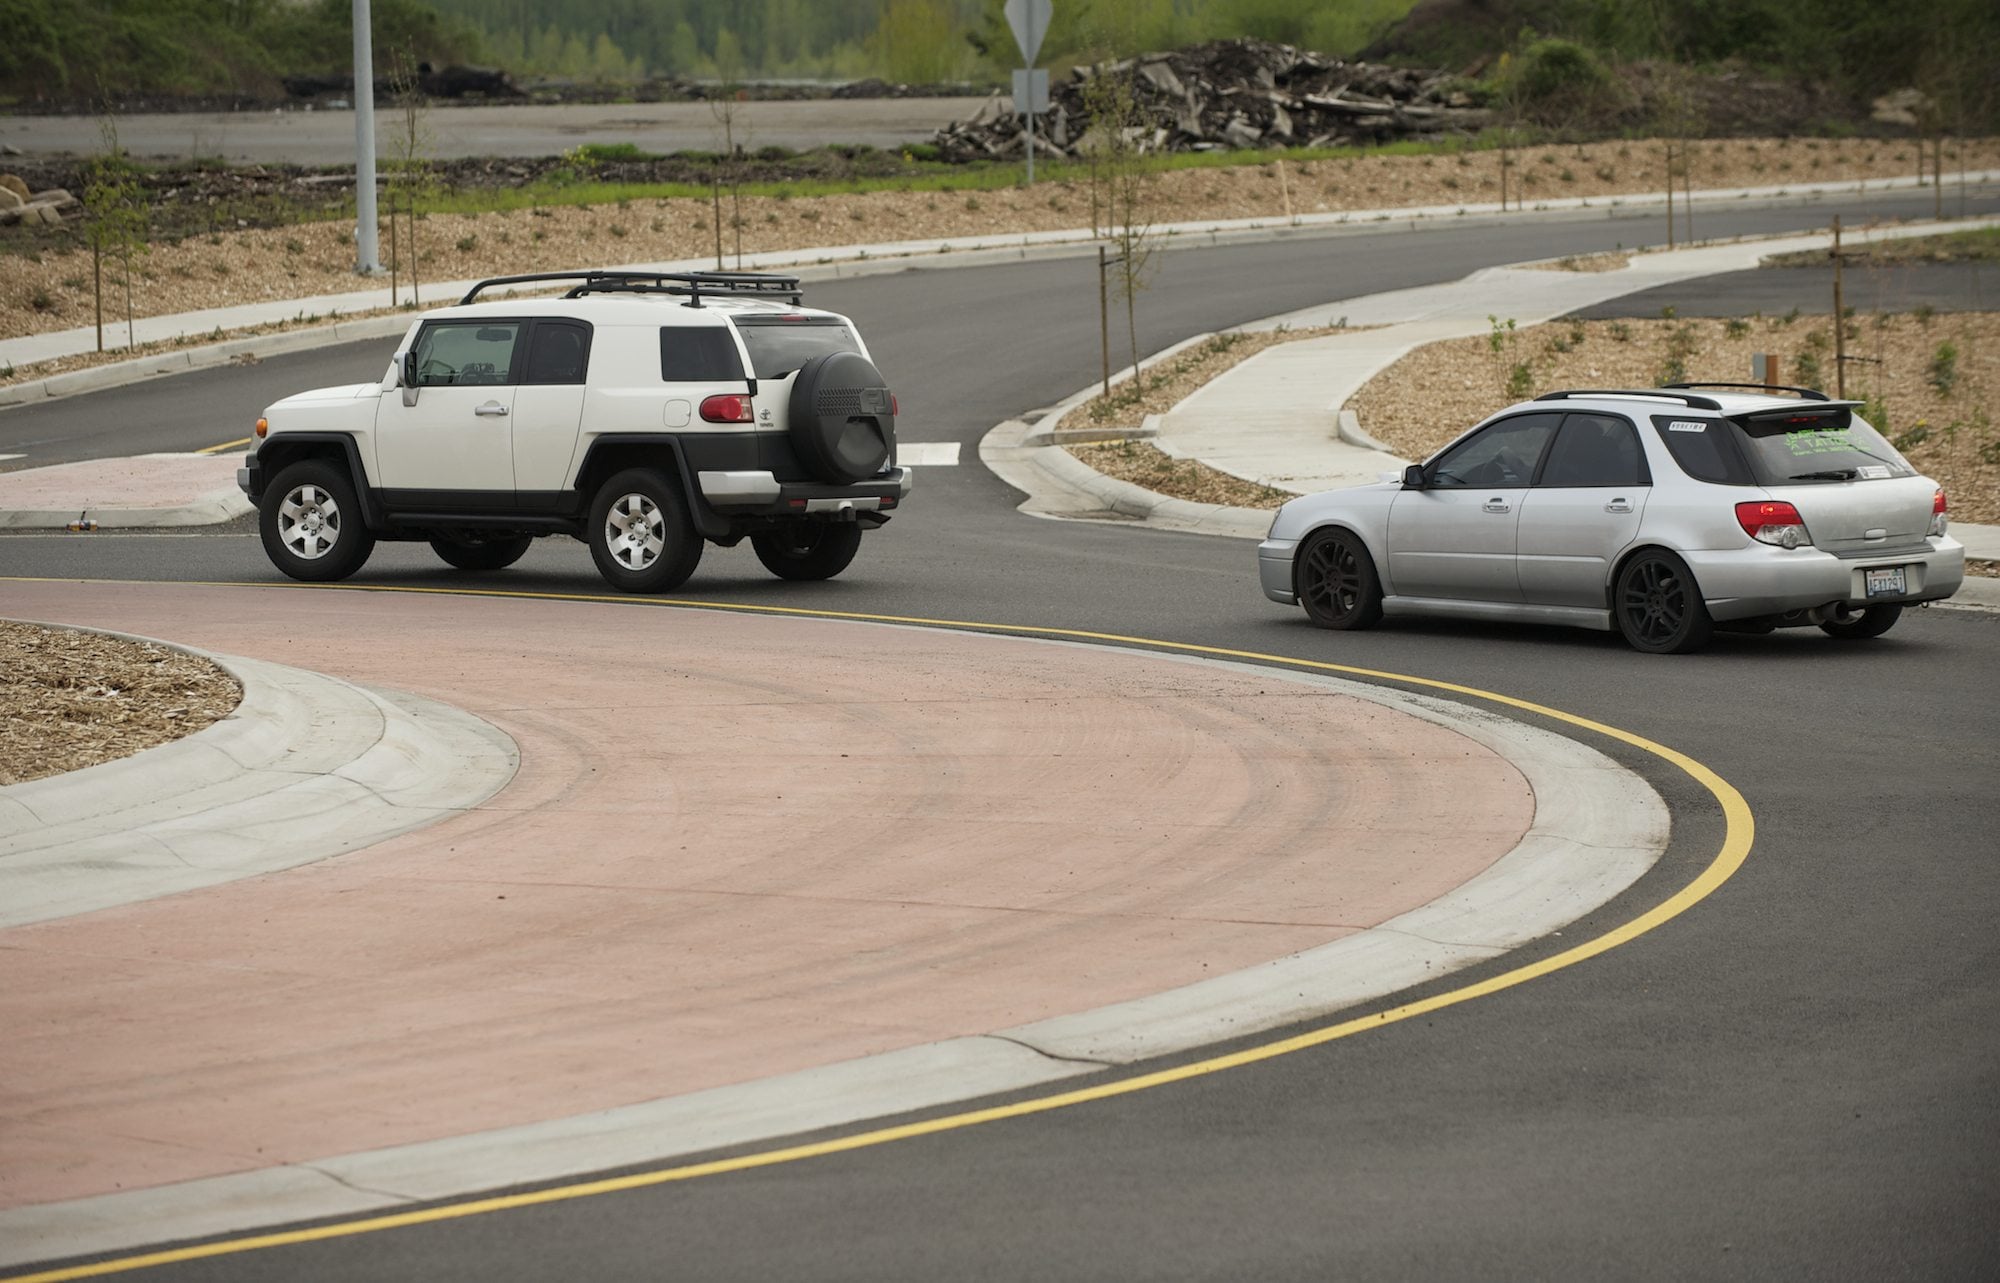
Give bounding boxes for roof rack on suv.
[1534,389,1724,411]
[458,270,804,308]
[1660,381,1829,401]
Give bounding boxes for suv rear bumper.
[698,467,912,516]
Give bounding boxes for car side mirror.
[1401,464,1427,489]
[399,351,420,407]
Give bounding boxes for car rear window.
[1729,406,1917,484]
[732,317,861,379]
[1650,415,1749,485]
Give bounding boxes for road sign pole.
[1006,0,1051,187]
[352,0,380,274]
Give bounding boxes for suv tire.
[430,533,533,571]
[751,520,862,581]
[587,467,703,592]
[260,459,375,582]
[788,350,895,483]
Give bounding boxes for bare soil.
[5,133,1996,356]
[0,622,239,786]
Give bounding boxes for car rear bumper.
[697,467,912,517]
[1685,536,1964,620]
[1257,538,1299,605]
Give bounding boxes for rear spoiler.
[1732,401,1863,429]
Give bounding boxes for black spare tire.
[787,350,896,483]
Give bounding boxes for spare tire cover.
[787,350,896,484]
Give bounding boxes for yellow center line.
[0,577,1754,1283]
[192,438,252,456]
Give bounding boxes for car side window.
[1650,414,1751,484]
[413,322,521,386]
[660,327,746,382]
[1537,413,1648,487]
[522,321,591,385]
[1429,412,1561,488]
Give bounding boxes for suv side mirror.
[1401,464,1428,489]
[399,351,420,407]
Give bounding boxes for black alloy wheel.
[1297,528,1383,630]
[1615,549,1713,654]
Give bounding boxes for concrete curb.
[0,620,519,928]
[0,628,1667,1266]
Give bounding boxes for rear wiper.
[1788,468,1858,481]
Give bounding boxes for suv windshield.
[1731,407,1916,484]
[733,318,860,379]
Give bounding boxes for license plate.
[1865,566,1907,597]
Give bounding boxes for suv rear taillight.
[1930,487,1949,537]
[700,394,754,423]
[1736,500,1813,548]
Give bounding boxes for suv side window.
[522,321,592,385]
[1649,414,1750,484]
[661,327,746,382]
[1429,412,1561,488]
[1537,413,1648,487]
[412,321,522,386]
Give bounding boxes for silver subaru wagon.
[1257,385,1964,653]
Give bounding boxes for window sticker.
[1786,428,1860,455]
[1667,420,1708,432]
[1857,465,1891,479]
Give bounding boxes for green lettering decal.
[1786,429,1857,456]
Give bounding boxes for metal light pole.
[353,0,381,274]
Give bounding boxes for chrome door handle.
[474,401,509,417]
[1605,499,1633,513]
[1482,499,1510,513]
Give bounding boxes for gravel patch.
[0,622,239,786]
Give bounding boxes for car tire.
[1818,603,1902,640]
[587,467,703,592]
[787,350,896,483]
[259,459,375,582]
[751,520,863,581]
[1614,549,1713,654]
[1296,527,1383,631]
[429,533,533,571]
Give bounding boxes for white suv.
[238,271,910,591]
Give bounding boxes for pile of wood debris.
[933,38,1488,159]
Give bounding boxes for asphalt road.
[5,186,1998,1281]
[0,98,975,163]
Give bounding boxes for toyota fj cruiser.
[237,270,909,591]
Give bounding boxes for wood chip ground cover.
[0,622,239,786]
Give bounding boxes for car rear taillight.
[891,393,899,416]
[1930,487,1949,537]
[1736,500,1813,548]
[700,394,754,423]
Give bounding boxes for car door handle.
[1482,498,1510,513]
[474,401,510,417]
[1604,499,1633,513]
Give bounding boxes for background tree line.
[2,0,1994,132]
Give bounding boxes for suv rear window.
[660,327,745,383]
[1730,406,1917,485]
[733,317,861,379]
